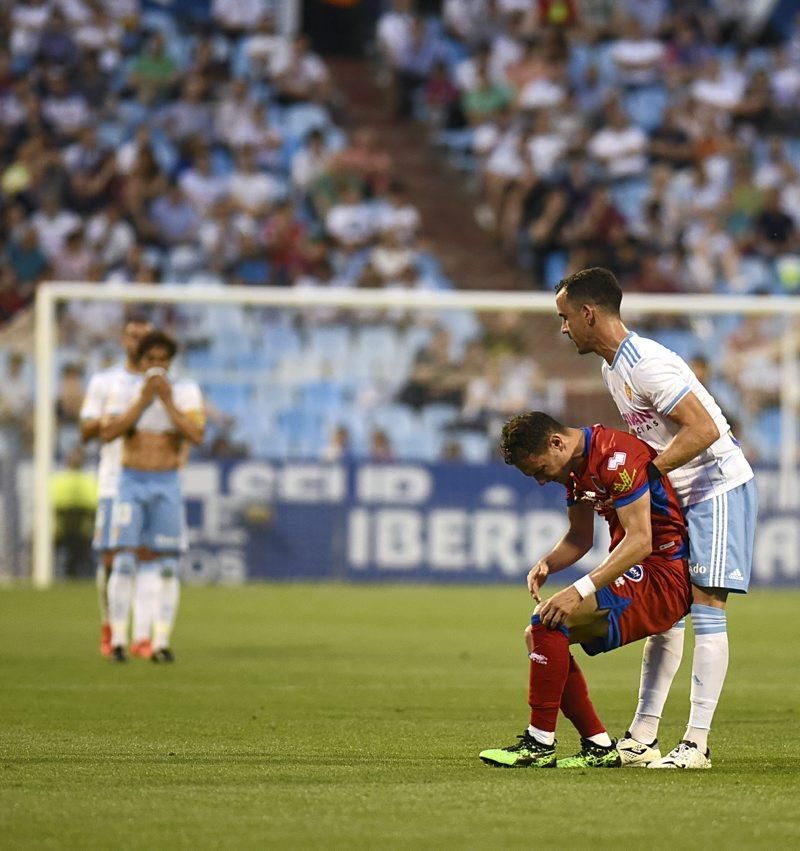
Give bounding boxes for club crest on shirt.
[613,468,637,493]
[624,382,633,401]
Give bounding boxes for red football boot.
[129,639,154,659]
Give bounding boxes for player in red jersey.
[479,411,692,768]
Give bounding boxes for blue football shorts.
[110,468,185,553]
[683,478,758,593]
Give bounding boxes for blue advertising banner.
[178,462,797,587]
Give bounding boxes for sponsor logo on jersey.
[689,562,708,575]
[529,652,548,665]
[624,564,644,582]
[613,468,637,493]
[607,451,627,471]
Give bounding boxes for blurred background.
[0,0,798,586]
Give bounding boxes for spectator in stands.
[6,225,49,299]
[587,100,648,180]
[51,226,96,282]
[394,16,442,119]
[291,128,334,193]
[753,188,797,259]
[148,181,200,247]
[128,32,180,104]
[324,425,352,461]
[369,428,395,461]
[271,35,331,105]
[179,147,229,216]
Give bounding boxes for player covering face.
[479,412,691,769]
[101,331,205,663]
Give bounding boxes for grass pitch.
[1,584,799,850]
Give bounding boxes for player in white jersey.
[101,330,205,663]
[554,268,757,769]
[80,318,152,657]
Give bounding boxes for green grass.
[1,584,799,850]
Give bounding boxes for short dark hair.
[555,267,622,315]
[500,412,566,465]
[137,330,177,361]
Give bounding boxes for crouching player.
[479,412,691,768]
[102,331,205,663]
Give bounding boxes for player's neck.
[595,322,631,365]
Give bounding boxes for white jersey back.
[601,332,753,506]
[80,364,141,498]
[105,373,203,433]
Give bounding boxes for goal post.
[32,281,800,587]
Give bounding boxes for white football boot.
[647,740,712,769]
[616,732,661,767]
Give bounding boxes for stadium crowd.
[0,0,795,466]
[377,0,800,295]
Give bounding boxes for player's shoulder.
[591,424,651,460]
[173,375,203,396]
[626,333,685,368]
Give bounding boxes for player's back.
[569,424,688,560]
[601,332,753,506]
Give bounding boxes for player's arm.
[100,381,156,442]
[649,392,720,478]
[153,379,205,445]
[537,491,653,628]
[582,491,652,590]
[80,417,101,442]
[79,376,104,442]
[527,502,594,600]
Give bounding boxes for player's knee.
[160,556,180,580]
[691,585,728,607]
[111,550,137,577]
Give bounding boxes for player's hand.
[527,560,549,602]
[140,380,158,403]
[150,375,172,402]
[537,586,581,630]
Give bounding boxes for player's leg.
[479,595,616,768]
[130,548,159,659]
[148,472,184,663]
[650,480,757,769]
[93,498,115,656]
[617,620,685,765]
[107,476,144,661]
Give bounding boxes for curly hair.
[500,412,566,465]
[136,329,178,361]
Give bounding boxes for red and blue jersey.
[565,425,688,560]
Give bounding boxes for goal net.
[15,283,800,587]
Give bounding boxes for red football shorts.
[581,555,691,656]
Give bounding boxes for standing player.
[554,268,757,768]
[101,330,205,663]
[479,412,692,768]
[80,317,152,657]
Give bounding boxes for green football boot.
[557,738,622,768]
[479,731,557,768]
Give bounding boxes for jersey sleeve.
[79,374,106,421]
[176,381,206,425]
[630,356,691,416]
[594,433,654,509]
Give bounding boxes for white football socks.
[587,732,613,748]
[528,725,555,746]
[153,557,180,652]
[629,621,685,743]
[685,605,728,753]
[108,551,137,648]
[132,562,160,643]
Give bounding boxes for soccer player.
[554,268,757,769]
[479,412,692,768]
[80,317,152,656]
[101,330,205,663]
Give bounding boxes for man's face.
[122,322,151,362]
[515,436,572,485]
[556,290,594,355]
[139,345,172,374]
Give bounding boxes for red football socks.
[527,623,570,732]
[560,653,606,738]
